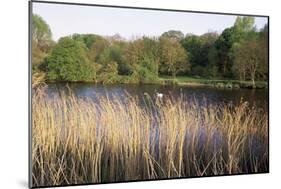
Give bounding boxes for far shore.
[42,75,268,89]
[159,76,268,89]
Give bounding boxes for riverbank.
[36,73,268,89]
[159,76,268,89]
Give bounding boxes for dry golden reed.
[32,88,268,187]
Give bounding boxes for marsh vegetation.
[32,87,268,187]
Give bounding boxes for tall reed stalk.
[32,88,268,187]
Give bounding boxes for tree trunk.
[251,71,256,88]
[250,59,257,88]
[252,78,256,88]
[223,62,226,74]
[172,71,176,80]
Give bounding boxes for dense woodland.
[32,14,268,87]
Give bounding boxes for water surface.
[45,83,268,111]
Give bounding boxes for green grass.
[41,73,267,89]
[159,76,268,89]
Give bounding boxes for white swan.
[156,92,163,98]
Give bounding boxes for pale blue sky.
[33,2,268,41]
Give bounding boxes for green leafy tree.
[124,39,144,76]
[32,14,52,48]
[199,33,219,77]
[94,42,129,83]
[109,41,128,76]
[32,14,54,71]
[233,35,266,87]
[207,46,219,78]
[181,35,202,75]
[231,16,268,83]
[181,33,219,77]
[234,16,255,33]
[258,24,269,80]
[161,30,184,42]
[88,38,109,62]
[214,27,236,76]
[160,37,189,79]
[232,42,247,81]
[72,33,101,49]
[123,37,160,82]
[45,37,93,81]
[140,37,161,76]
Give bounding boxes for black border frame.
[28,0,270,188]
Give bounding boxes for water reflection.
[45,83,268,111]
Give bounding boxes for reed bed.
[32,87,268,187]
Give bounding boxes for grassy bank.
[32,88,268,187]
[159,76,268,89]
[32,72,268,89]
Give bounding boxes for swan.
[156,92,163,98]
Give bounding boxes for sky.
[33,2,268,41]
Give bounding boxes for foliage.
[94,47,120,83]
[181,32,219,77]
[182,34,202,68]
[160,37,190,78]
[234,16,255,33]
[32,14,268,84]
[123,37,161,82]
[161,30,184,42]
[45,37,93,81]
[32,14,52,48]
[233,35,267,87]
[232,17,268,85]
[32,15,54,72]
[72,33,101,49]
[88,38,109,63]
[214,27,236,76]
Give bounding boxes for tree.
[124,39,144,76]
[32,14,54,70]
[234,16,255,33]
[108,41,129,75]
[45,37,93,81]
[181,35,202,74]
[88,38,110,63]
[214,27,236,76]
[232,16,267,83]
[233,36,265,87]
[140,37,161,76]
[232,42,247,81]
[199,33,219,76]
[161,30,184,42]
[207,46,219,78]
[181,33,219,77]
[258,24,269,80]
[72,33,101,49]
[122,37,160,82]
[160,37,189,79]
[32,14,52,48]
[96,46,122,83]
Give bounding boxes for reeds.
[32,88,268,187]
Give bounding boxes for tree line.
[32,14,268,86]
